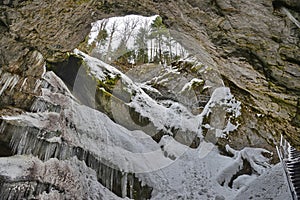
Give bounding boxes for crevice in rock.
[272,0,300,12]
[0,19,8,33]
[129,107,151,127]
[283,57,300,66]
[292,98,300,127]
[272,0,286,10]
[46,55,99,110]
[0,120,15,153]
[221,74,253,100]
[227,158,252,188]
[227,48,270,80]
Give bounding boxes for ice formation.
[74,49,242,148]
[0,69,20,96]
[0,43,290,199]
[0,155,126,200]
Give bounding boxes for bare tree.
[120,17,140,46]
[114,17,140,64]
[106,20,118,62]
[90,19,108,59]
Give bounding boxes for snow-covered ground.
[234,163,291,200]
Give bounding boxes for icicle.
[128,173,134,199]
[16,130,28,155]
[29,132,38,155]
[0,71,20,95]
[41,63,46,78]
[34,79,42,93]
[20,78,27,91]
[121,172,128,198]
[44,143,55,160]
[4,117,152,198]
[0,121,7,134]
[9,76,19,92]
[10,127,22,154]
[53,142,61,158]
[105,166,110,189]
[110,169,114,190]
[31,99,48,112]
[23,130,33,155]
[0,74,14,96]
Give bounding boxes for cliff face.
[0,0,299,199]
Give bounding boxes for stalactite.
[20,78,27,91]
[1,121,152,199]
[30,97,61,113]
[0,70,20,96]
[121,172,128,198]
[34,79,42,93]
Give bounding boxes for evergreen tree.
[135,26,150,64]
[150,16,168,63]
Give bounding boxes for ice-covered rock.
[73,49,241,148]
[0,53,290,200]
[0,155,125,200]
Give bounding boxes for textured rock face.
[0,0,299,199]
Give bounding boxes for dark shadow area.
[272,0,300,12]
[228,159,252,188]
[0,141,12,157]
[47,55,98,109]
[47,55,82,90]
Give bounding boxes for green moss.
[96,74,121,93]
[191,64,205,72]
[95,88,120,118]
[77,35,93,54]
[191,80,204,88]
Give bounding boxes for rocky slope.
[0,0,299,199]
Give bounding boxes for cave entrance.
[46,55,83,91]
